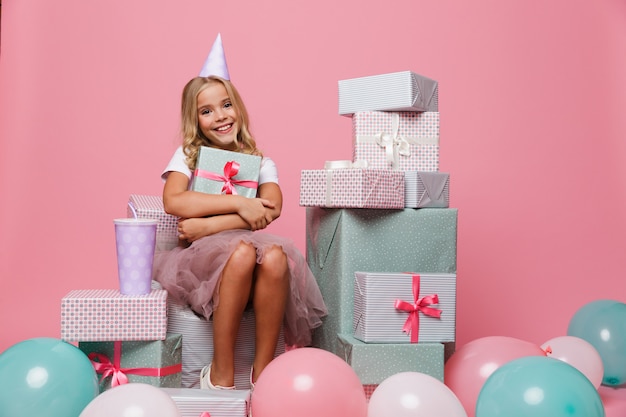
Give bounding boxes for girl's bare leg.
[210,242,257,387]
[251,246,289,383]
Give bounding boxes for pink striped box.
[61,289,168,341]
[127,194,179,251]
[299,169,405,209]
[352,111,440,171]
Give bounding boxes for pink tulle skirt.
[152,229,327,347]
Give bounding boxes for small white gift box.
[405,171,450,208]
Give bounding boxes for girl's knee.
[229,242,257,265]
[262,246,288,274]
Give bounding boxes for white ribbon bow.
[375,113,411,169]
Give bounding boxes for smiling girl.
[153,75,327,390]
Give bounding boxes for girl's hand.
[177,218,214,242]
[237,197,275,231]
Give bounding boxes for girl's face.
[196,82,239,149]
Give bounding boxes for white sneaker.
[200,363,236,390]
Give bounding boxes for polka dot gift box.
[61,288,168,342]
[299,168,405,208]
[337,333,444,400]
[352,111,440,171]
[306,207,457,356]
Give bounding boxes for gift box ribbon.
[88,341,182,387]
[394,274,441,343]
[194,160,259,195]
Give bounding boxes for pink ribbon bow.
[194,160,259,195]
[394,274,442,343]
[88,341,183,388]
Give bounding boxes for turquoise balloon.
[476,356,605,417]
[0,337,99,417]
[568,299,626,386]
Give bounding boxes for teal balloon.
[476,356,605,417]
[0,337,99,417]
[567,299,626,386]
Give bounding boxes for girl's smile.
[197,83,239,149]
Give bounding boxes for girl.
[153,75,327,390]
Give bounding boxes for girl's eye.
[200,109,211,115]
[224,102,232,108]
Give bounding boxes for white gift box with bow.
[352,111,440,171]
[353,272,456,344]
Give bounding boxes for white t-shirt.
[161,145,279,186]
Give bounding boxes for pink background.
[1,0,625,353]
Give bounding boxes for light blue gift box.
[191,146,261,198]
[306,207,457,355]
[337,333,444,385]
[79,333,182,392]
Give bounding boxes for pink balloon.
[599,385,626,417]
[541,335,604,389]
[444,336,546,417]
[79,383,182,417]
[369,372,467,417]
[251,347,367,417]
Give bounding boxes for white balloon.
[541,335,604,389]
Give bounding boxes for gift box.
[405,172,450,208]
[162,388,250,417]
[353,272,456,343]
[79,333,182,392]
[337,333,444,385]
[127,194,179,251]
[352,111,439,171]
[306,207,457,355]
[338,70,439,115]
[60,289,168,341]
[299,168,404,208]
[190,146,261,198]
[167,300,285,390]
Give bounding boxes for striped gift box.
[338,70,438,115]
[161,388,250,417]
[405,172,450,208]
[352,111,439,171]
[167,300,285,390]
[353,272,456,343]
[60,289,168,341]
[127,194,179,251]
[299,169,405,208]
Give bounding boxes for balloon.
[368,372,467,417]
[79,383,181,417]
[251,347,367,417]
[568,299,626,386]
[444,336,546,417]
[0,337,99,417]
[476,356,605,417]
[541,335,604,389]
[598,385,626,417]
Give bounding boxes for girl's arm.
[162,171,274,225]
[176,182,283,242]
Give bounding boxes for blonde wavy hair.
[180,76,261,170]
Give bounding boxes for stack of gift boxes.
[299,70,458,399]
